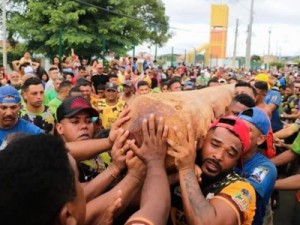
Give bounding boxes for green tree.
[251,54,261,62]
[270,61,284,69]
[5,0,171,59]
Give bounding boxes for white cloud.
[134,0,300,58]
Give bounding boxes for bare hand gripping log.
[122,84,235,170]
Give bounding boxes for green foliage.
[270,61,285,69]
[251,54,261,62]
[6,0,171,59]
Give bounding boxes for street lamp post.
[194,48,197,65]
[2,0,7,69]
[171,47,174,67]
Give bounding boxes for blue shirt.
[0,118,42,144]
[264,89,283,132]
[235,153,277,225]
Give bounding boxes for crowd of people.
[0,51,300,225]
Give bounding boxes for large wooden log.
[122,84,235,170]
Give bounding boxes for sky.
[134,0,300,58]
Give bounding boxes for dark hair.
[108,74,118,79]
[161,81,168,87]
[254,81,268,92]
[167,77,181,89]
[58,80,72,92]
[77,79,91,87]
[78,66,86,71]
[207,77,219,87]
[137,80,149,88]
[232,93,256,108]
[49,67,58,72]
[0,134,76,225]
[279,85,286,91]
[22,77,42,92]
[96,84,105,91]
[19,63,30,71]
[38,70,49,82]
[63,71,74,78]
[235,81,257,96]
[69,86,82,96]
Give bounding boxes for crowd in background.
[0,50,300,225]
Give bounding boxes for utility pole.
[194,48,197,65]
[2,0,7,69]
[245,0,254,70]
[154,44,157,61]
[232,19,239,68]
[268,29,271,55]
[171,47,174,67]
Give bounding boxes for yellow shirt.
[97,99,126,129]
[170,172,256,225]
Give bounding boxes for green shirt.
[48,97,62,117]
[45,89,58,102]
[292,132,300,155]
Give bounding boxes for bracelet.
[107,166,118,179]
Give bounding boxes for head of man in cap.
[123,81,133,95]
[238,107,271,157]
[169,116,251,181]
[167,116,256,225]
[104,82,119,104]
[200,116,251,177]
[0,86,22,129]
[56,96,99,142]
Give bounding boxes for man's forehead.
[28,84,44,90]
[80,86,91,90]
[208,127,242,145]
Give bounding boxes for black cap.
[56,96,98,122]
[105,82,118,91]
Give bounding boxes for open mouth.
[204,159,221,174]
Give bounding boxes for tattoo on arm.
[180,169,216,225]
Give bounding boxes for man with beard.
[167,116,256,225]
[20,77,55,134]
[0,85,41,144]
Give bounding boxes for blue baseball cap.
[238,107,270,135]
[0,86,21,104]
[184,81,195,90]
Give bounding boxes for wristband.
[107,166,118,179]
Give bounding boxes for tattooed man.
[168,116,256,225]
